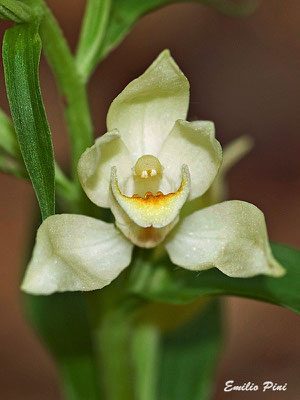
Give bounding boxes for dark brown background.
[0,0,300,399]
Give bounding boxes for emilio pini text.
[224,381,287,392]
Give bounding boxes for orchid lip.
[111,164,191,228]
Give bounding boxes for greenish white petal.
[159,120,222,200]
[180,135,253,217]
[165,200,285,277]
[21,214,133,295]
[78,130,132,208]
[106,49,189,159]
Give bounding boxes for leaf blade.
[3,23,55,219]
[0,0,36,23]
[76,0,112,81]
[129,243,300,314]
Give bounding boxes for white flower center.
[134,155,163,179]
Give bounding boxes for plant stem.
[87,285,149,400]
[55,164,80,205]
[99,308,136,400]
[26,0,94,181]
[131,323,160,400]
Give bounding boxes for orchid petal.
[21,214,133,294]
[78,130,132,208]
[165,200,285,277]
[159,120,222,200]
[180,135,253,217]
[107,50,189,159]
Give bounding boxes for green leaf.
[129,243,300,314]
[0,0,37,23]
[25,292,101,400]
[76,0,112,81]
[3,23,55,219]
[86,0,260,72]
[157,300,222,400]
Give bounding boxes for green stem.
[87,286,148,400]
[54,165,99,216]
[55,164,80,204]
[26,0,94,181]
[0,152,27,179]
[131,324,160,400]
[99,308,136,400]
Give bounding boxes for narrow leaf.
[3,23,55,219]
[129,243,300,314]
[76,0,112,81]
[0,0,37,23]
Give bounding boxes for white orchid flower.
[22,50,284,295]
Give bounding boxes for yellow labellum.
[111,165,190,228]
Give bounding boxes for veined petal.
[78,130,132,208]
[165,200,285,278]
[21,214,133,295]
[111,165,191,228]
[159,120,222,200]
[107,50,189,159]
[110,193,178,248]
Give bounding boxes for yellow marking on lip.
[111,165,190,228]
